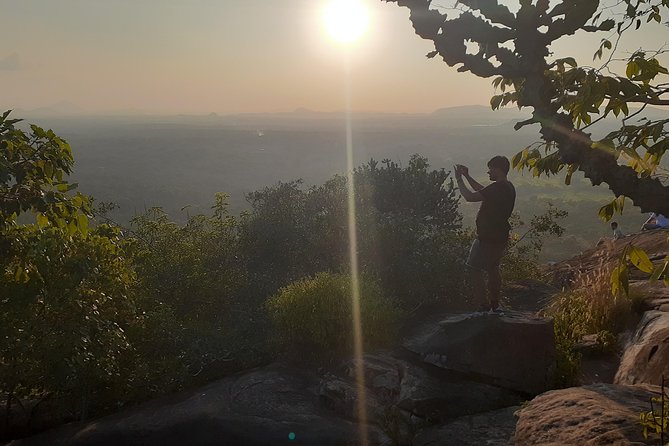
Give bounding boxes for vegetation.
[6,112,519,439]
[503,203,568,282]
[388,0,669,287]
[640,376,669,445]
[266,272,402,363]
[544,261,641,386]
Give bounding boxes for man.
[641,213,669,231]
[611,221,624,240]
[454,156,516,312]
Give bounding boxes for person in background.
[611,221,624,240]
[454,156,516,312]
[641,213,669,231]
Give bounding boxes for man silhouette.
[454,156,516,311]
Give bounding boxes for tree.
[386,0,669,216]
[240,155,466,310]
[354,155,466,309]
[0,112,136,429]
[0,111,90,234]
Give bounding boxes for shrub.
[266,272,403,363]
[543,261,640,386]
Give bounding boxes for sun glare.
[323,0,369,44]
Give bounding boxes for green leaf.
[67,219,77,236]
[490,95,503,110]
[598,203,614,221]
[649,261,668,281]
[559,57,577,67]
[611,264,629,296]
[15,265,23,282]
[78,213,89,237]
[629,247,654,273]
[37,213,49,228]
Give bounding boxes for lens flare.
[344,54,369,446]
[323,0,369,44]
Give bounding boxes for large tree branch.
[389,0,669,216]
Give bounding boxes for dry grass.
[543,257,642,386]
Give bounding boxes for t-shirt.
[652,213,669,228]
[476,180,516,243]
[612,227,624,239]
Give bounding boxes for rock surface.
[11,364,387,446]
[320,353,522,424]
[413,405,519,446]
[630,280,669,312]
[615,310,669,386]
[403,311,556,395]
[547,229,669,286]
[514,383,661,446]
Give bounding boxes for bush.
[266,272,403,363]
[543,262,640,386]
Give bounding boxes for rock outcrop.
[12,313,549,446]
[403,311,556,395]
[413,405,519,446]
[615,310,669,386]
[514,383,661,446]
[11,364,386,446]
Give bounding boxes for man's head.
[487,156,510,181]
[611,221,618,229]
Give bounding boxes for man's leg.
[470,268,487,309]
[487,264,501,310]
[466,239,489,309]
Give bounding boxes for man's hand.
[455,164,469,176]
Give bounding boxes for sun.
[323,0,370,44]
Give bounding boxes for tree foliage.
[0,111,90,234]
[240,154,466,310]
[387,0,669,291]
[266,272,402,363]
[0,113,136,428]
[386,0,669,215]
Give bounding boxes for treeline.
[1,113,480,438]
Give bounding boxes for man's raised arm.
[454,165,483,202]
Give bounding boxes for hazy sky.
[0,0,665,114]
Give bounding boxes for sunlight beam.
[344,52,369,446]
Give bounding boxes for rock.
[12,363,388,446]
[320,353,522,424]
[318,374,387,423]
[396,361,522,422]
[403,311,556,395]
[629,280,669,312]
[413,405,519,446]
[514,383,661,446]
[615,310,669,386]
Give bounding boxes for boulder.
[629,280,669,312]
[514,383,661,446]
[11,364,388,446]
[395,360,522,421]
[615,310,669,386]
[319,353,522,424]
[413,405,519,446]
[403,311,556,395]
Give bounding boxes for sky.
[0,0,665,115]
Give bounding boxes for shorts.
[466,238,507,271]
